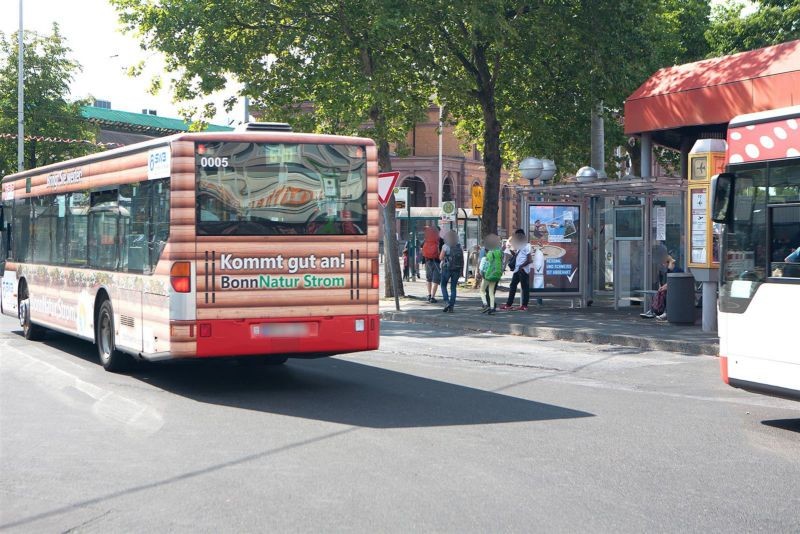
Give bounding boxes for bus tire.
[18,284,46,341]
[95,299,131,372]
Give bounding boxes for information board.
[528,203,582,294]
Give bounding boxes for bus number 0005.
[200,156,229,168]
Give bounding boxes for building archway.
[401,175,428,207]
[442,176,454,203]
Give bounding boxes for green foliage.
[114,0,763,236]
[0,24,98,177]
[111,0,430,144]
[111,0,435,296]
[707,0,800,55]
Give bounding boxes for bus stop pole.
[382,206,401,311]
[408,201,415,282]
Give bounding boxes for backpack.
[422,232,440,260]
[507,249,519,271]
[484,249,504,282]
[443,243,464,274]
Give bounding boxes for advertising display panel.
[528,203,581,294]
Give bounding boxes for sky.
[1,0,756,126]
[0,0,245,126]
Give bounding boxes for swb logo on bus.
[148,147,171,180]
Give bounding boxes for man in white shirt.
[501,229,532,311]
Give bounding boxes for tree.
[707,0,800,56]
[405,0,685,235]
[0,25,97,177]
[112,0,431,297]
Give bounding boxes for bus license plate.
[251,322,316,338]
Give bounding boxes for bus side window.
[32,196,61,265]
[66,193,89,267]
[88,190,120,271]
[120,182,149,273]
[148,179,170,273]
[767,163,800,279]
[12,198,31,263]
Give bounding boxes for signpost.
[440,200,456,223]
[377,172,401,311]
[471,184,484,217]
[394,187,408,212]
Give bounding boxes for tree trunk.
[479,89,502,239]
[376,134,405,298]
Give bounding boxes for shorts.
[425,259,441,282]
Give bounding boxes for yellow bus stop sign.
[471,184,484,216]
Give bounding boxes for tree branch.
[437,25,481,81]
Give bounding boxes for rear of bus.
[714,106,800,400]
[172,128,380,360]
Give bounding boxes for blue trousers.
[440,270,458,307]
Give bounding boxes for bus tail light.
[170,262,192,293]
[371,259,379,289]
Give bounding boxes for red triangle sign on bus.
[377,171,401,207]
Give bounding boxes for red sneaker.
[518,305,528,311]
[500,304,514,310]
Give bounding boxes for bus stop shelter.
[523,176,686,311]
[625,39,800,179]
[621,39,800,326]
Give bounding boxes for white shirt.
[514,243,532,274]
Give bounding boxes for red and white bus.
[0,123,380,371]
[712,106,800,400]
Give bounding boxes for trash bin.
[666,272,695,325]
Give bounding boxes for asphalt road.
[1,313,799,533]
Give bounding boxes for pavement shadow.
[27,329,593,429]
[761,419,800,434]
[381,321,500,339]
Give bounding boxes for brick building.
[391,105,518,236]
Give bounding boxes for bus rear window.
[196,142,367,236]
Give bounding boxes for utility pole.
[243,96,250,123]
[17,0,24,171]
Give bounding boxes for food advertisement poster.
[528,204,581,293]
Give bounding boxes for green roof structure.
[81,106,233,135]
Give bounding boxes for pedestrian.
[479,234,503,314]
[402,245,410,281]
[501,229,532,311]
[439,230,464,312]
[421,226,443,303]
[641,254,681,320]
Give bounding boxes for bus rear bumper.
[193,314,380,358]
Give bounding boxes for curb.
[380,311,719,357]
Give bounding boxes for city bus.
[712,105,800,400]
[0,123,380,371]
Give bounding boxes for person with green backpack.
[479,234,503,314]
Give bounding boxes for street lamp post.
[17,0,24,171]
[518,157,543,231]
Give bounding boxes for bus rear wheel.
[95,300,132,372]
[18,287,46,341]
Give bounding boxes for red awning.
[624,40,800,135]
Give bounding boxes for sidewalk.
[380,279,719,356]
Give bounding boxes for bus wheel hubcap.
[100,314,111,360]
